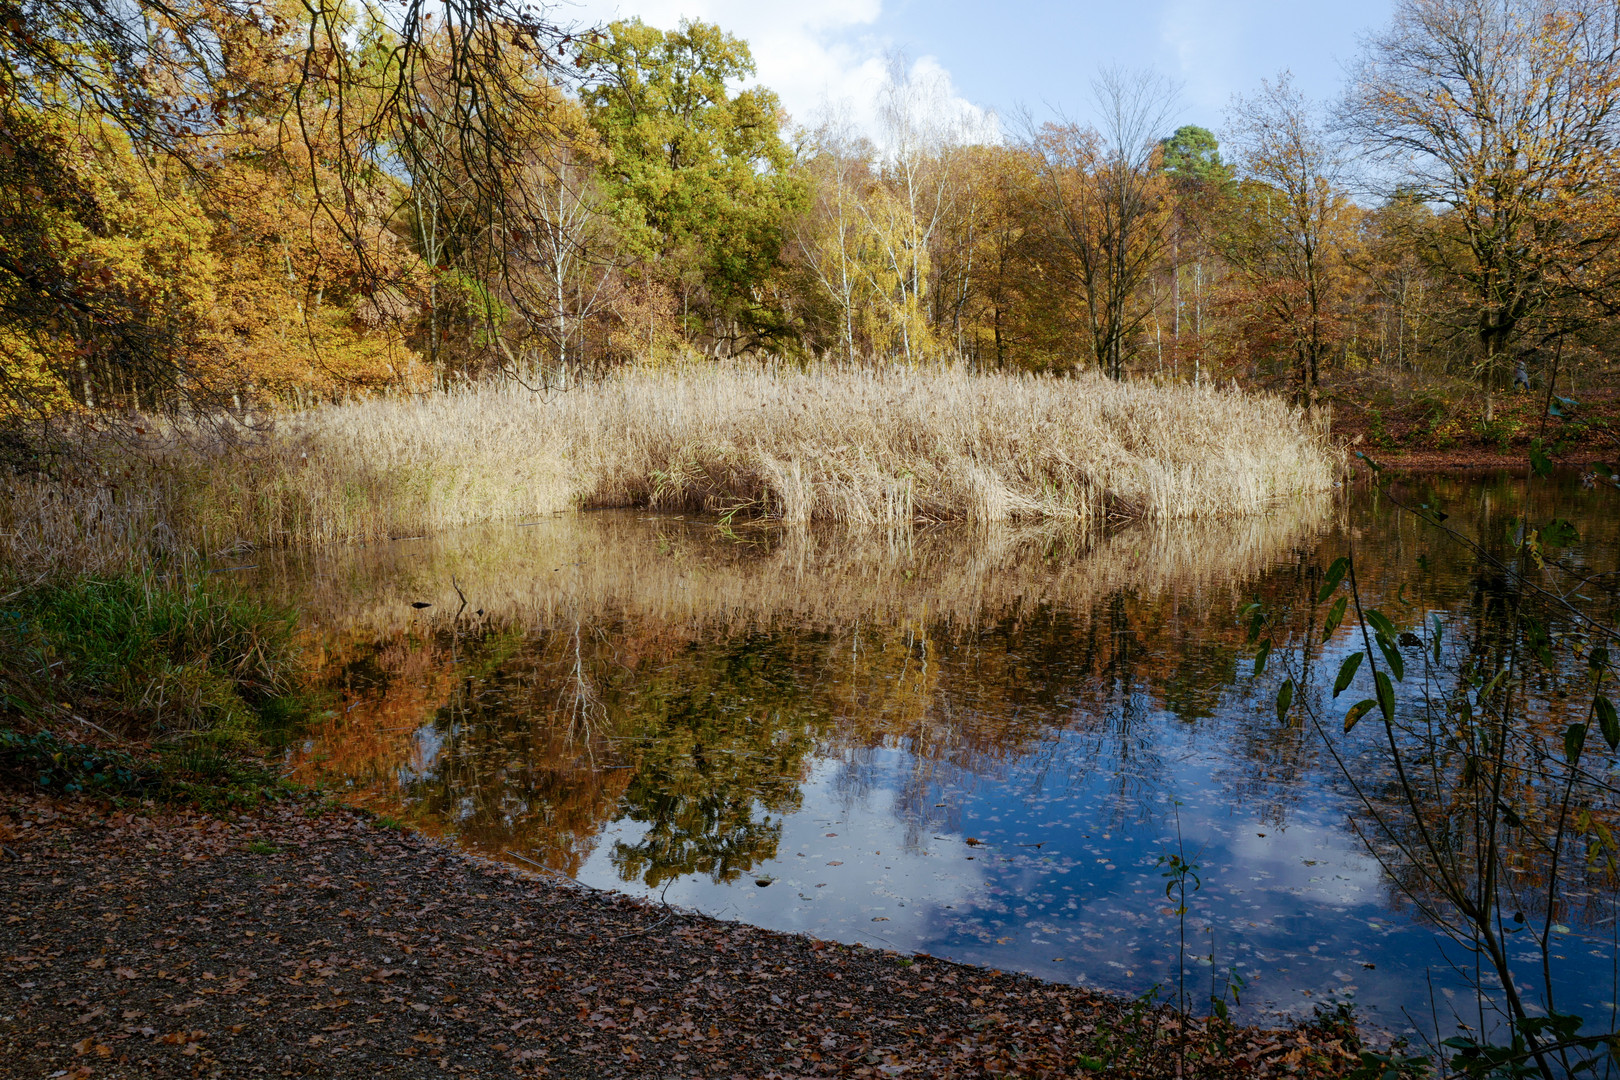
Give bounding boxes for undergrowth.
[0,569,321,809]
[0,728,294,812]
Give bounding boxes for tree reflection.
[609,633,827,887]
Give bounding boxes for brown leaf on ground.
[0,789,1362,1078]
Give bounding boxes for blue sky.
[570,0,1397,141]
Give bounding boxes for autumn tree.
[1353,191,1448,373]
[1217,74,1354,410]
[1158,125,1229,383]
[951,145,1047,370]
[0,0,577,426]
[576,19,803,356]
[790,115,878,362]
[1024,69,1178,377]
[1345,0,1620,415]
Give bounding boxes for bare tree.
[1023,69,1179,378]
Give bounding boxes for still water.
[248,473,1620,1037]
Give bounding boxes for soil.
[0,791,1364,1079]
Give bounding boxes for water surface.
[250,474,1620,1037]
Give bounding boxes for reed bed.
[1,364,1338,565]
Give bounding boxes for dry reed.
[1,364,1338,566]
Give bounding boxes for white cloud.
[562,0,997,146]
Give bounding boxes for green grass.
[0,569,320,808]
[1,572,300,741]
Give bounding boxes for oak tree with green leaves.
[577,19,805,354]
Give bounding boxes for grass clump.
[1,572,300,743]
[0,569,318,808]
[0,363,1339,558]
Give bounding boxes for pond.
[247,471,1620,1040]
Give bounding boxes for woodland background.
[4,0,1620,448]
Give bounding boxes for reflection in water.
[253,477,1619,1035]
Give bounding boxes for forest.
[2,0,1619,449]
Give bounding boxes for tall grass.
[0,364,1338,565]
[0,570,304,743]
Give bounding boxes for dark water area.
[248,472,1620,1039]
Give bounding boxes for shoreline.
[0,789,1364,1078]
[1348,448,1611,472]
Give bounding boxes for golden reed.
[1,364,1338,567]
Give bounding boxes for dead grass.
[0,363,1337,566]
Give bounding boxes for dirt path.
[0,793,1358,1079]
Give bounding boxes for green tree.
[1159,125,1230,189]
[577,19,804,352]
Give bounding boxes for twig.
[502,848,570,880]
[72,714,124,743]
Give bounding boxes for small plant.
[1366,406,1391,448]
[1246,449,1620,1080]
[1156,802,1204,1022]
[247,840,279,855]
[1347,1049,1433,1080]
[375,814,406,831]
[0,728,153,795]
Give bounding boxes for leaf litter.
[0,790,1364,1078]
